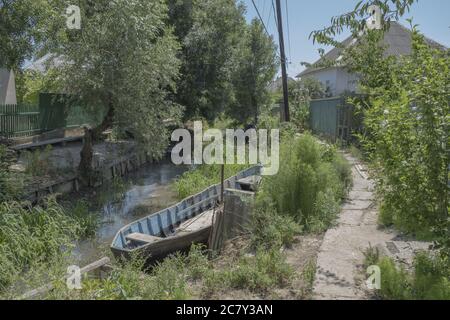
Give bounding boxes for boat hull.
[110,166,261,265]
[111,225,211,265]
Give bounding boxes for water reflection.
[72,160,189,264]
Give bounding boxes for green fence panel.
[0,103,41,138]
[0,94,106,138]
[310,97,342,140]
[39,93,70,131]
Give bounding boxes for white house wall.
[0,68,17,104]
[302,67,360,97]
[303,68,338,96]
[336,68,359,95]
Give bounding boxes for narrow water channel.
[70,160,190,265]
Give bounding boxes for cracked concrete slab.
[313,154,397,300]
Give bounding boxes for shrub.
[0,197,84,290]
[364,250,450,300]
[67,201,99,238]
[174,164,249,199]
[0,145,23,202]
[23,145,54,177]
[251,200,302,249]
[258,134,351,232]
[358,29,449,240]
[232,248,294,291]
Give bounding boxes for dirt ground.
[189,234,324,300]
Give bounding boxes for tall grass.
[0,197,85,291]
[258,134,351,233]
[23,145,54,177]
[173,164,249,199]
[364,250,450,300]
[0,145,23,202]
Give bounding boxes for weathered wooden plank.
[12,135,83,151]
[237,175,262,192]
[21,257,111,300]
[126,233,162,245]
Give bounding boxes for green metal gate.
[309,97,355,142]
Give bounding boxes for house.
[297,21,447,97]
[0,68,17,104]
[268,76,296,94]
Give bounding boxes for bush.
[365,250,450,300]
[203,248,294,294]
[0,197,84,290]
[250,201,302,249]
[23,145,54,177]
[0,146,23,202]
[258,134,351,232]
[174,164,249,199]
[67,201,99,238]
[227,248,294,292]
[359,29,449,240]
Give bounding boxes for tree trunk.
[79,126,94,185]
[78,103,114,186]
[93,105,114,141]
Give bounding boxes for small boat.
[110,166,261,264]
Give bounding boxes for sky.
[243,0,450,78]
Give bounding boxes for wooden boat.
[110,166,261,264]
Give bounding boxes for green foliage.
[301,260,317,290]
[66,201,99,238]
[258,134,351,232]
[0,0,53,69]
[250,202,302,250]
[288,78,325,131]
[227,19,278,125]
[172,0,247,121]
[225,248,294,292]
[173,164,249,199]
[204,248,294,294]
[352,29,449,240]
[0,197,84,290]
[49,0,182,159]
[0,145,23,202]
[15,69,59,104]
[365,251,450,300]
[377,257,413,300]
[23,145,53,177]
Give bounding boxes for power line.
[266,1,272,33]
[285,0,292,65]
[251,0,270,36]
[272,0,278,33]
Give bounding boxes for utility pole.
[275,0,290,122]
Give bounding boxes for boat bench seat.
[237,175,262,192]
[126,233,162,245]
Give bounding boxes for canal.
[68,160,190,265]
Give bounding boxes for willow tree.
[49,0,182,181]
[0,0,53,70]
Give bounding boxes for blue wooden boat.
[110,166,261,264]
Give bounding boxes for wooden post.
[275,0,290,122]
[220,164,225,203]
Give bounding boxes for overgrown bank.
[8,133,351,300]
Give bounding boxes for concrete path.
[312,154,396,300]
